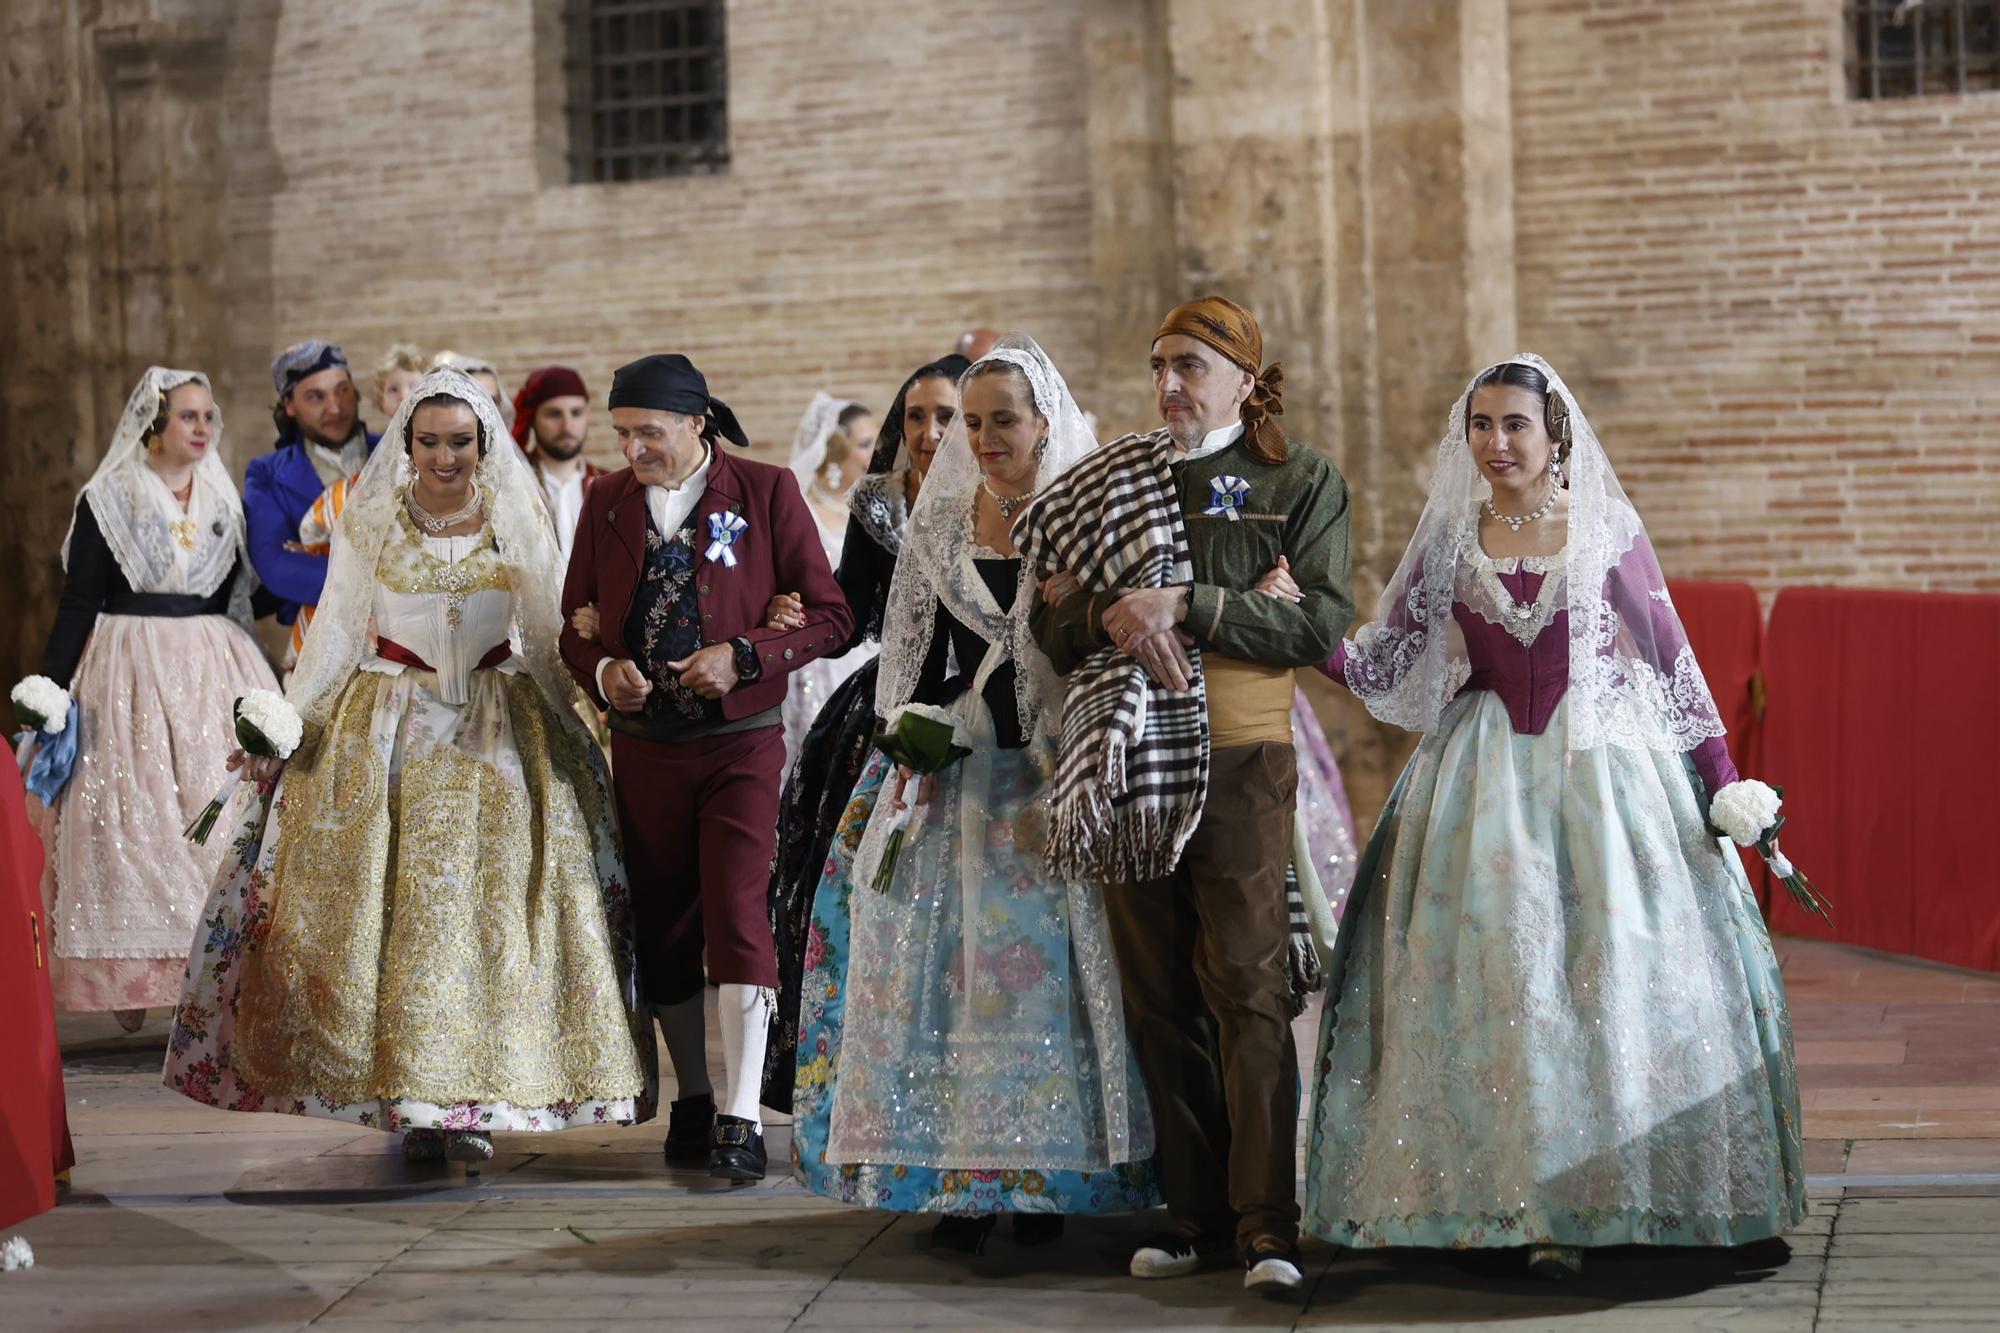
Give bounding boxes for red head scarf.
[510,366,589,449]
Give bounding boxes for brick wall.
[1510,0,2000,595]
[243,0,1098,471]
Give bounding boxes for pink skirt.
[33,613,276,1013]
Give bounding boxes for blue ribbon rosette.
[705,510,748,567]
[18,701,79,806]
[1205,474,1251,521]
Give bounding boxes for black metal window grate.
[565,0,729,182]
[1847,1,2000,99]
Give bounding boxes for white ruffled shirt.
[537,461,588,563]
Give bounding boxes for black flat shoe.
[930,1214,998,1257]
[1011,1213,1065,1246]
[663,1093,715,1166]
[708,1114,766,1182]
[1527,1244,1583,1280]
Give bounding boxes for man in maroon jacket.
[561,353,852,1181]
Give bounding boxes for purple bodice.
[1454,566,1569,737]
[1325,557,1739,795]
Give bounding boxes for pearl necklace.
[406,487,483,534]
[980,476,1038,521]
[1484,484,1558,533]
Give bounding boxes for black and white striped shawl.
[1015,430,1209,883]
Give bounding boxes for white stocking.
[717,982,772,1125]
[653,995,712,1101]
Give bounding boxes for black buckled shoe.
[709,1114,766,1182]
[663,1093,715,1166]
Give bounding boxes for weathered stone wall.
[6,0,1996,824]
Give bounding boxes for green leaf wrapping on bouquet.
[235,712,281,759]
[871,711,971,774]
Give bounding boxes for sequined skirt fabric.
[1304,691,1808,1248]
[37,613,277,1011]
[792,748,1160,1215]
[164,666,655,1131]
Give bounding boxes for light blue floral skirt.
[791,747,1158,1215]
[1304,693,1807,1250]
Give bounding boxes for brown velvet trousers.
[1104,741,1301,1252]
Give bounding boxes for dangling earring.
[1034,435,1049,460]
[1549,452,1566,487]
[820,461,842,492]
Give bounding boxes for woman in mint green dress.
[1302,356,1806,1279]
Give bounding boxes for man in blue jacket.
[244,340,379,634]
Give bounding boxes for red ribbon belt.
[375,637,512,672]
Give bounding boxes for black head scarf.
[864,353,971,475]
[608,353,749,446]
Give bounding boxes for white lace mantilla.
[1338,355,1725,756]
[66,366,248,606]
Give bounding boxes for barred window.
[1847,1,2000,99]
[565,0,729,182]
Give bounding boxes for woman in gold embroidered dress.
[164,369,654,1164]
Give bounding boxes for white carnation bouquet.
[184,689,304,845]
[10,675,71,735]
[1709,778,1832,922]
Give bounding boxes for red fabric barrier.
[1761,587,2000,971]
[0,756,74,1228]
[1670,580,1769,905]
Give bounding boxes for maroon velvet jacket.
[560,451,853,720]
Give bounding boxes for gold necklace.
[402,505,485,630]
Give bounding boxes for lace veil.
[64,367,248,610]
[1342,353,1725,754]
[286,368,587,745]
[787,391,854,500]
[873,335,1097,741]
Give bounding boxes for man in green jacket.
[1031,296,1353,1297]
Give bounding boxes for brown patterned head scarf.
[1152,295,1286,464]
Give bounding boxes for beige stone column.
[0,8,246,685]
[1080,0,1521,825]
[1081,0,1181,437]
[1327,0,1521,823]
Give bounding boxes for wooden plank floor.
[3,936,1995,1331]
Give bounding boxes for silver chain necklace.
[406,487,482,534]
[1484,483,1558,533]
[980,476,1038,521]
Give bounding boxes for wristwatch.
[730,636,761,682]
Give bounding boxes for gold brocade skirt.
[164,665,655,1131]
